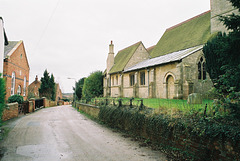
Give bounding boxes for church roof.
[4,41,20,58]
[124,45,203,72]
[109,41,142,74]
[150,11,211,58]
[147,45,155,55]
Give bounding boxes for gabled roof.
[150,11,211,58]
[147,45,155,55]
[4,41,20,58]
[109,41,142,74]
[124,45,203,72]
[4,40,30,69]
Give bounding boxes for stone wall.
[2,102,18,121]
[75,102,100,119]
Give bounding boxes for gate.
[35,98,44,110]
[18,101,29,115]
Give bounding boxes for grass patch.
[83,97,214,118]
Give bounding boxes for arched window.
[23,76,26,96]
[198,57,206,80]
[17,85,21,95]
[11,72,16,95]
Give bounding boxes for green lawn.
[89,97,213,117]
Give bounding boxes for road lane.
[1,105,167,161]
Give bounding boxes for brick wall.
[2,102,18,121]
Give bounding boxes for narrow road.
[1,105,167,161]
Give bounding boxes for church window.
[11,72,16,95]
[198,57,206,80]
[130,74,135,86]
[140,72,145,85]
[116,76,118,85]
[112,76,114,85]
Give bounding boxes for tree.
[39,70,56,101]
[82,71,103,101]
[0,74,5,119]
[73,77,85,100]
[203,0,240,95]
[203,0,240,117]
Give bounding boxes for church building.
[103,0,238,99]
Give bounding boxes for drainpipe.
[147,69,150,98]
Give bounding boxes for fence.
[78,98,145,109]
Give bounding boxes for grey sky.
[0,0,210,93]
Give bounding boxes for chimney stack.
[106,40,114,74]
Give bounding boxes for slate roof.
[4,41,19,58]
[109,41,142,74]
[124,45,203,72]
[150,11,211,58]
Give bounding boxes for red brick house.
[3,40,30,101]
[28,76,62,101]
[55,83,62,101]
[28,75,41,98]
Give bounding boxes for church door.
[167,75,174,99]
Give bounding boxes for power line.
[33,0,61,54]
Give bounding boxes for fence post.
[204,104,207,117]
[118,99,122,107]
[130,98,133,108]
[105,98,108,106]
[139,99,143,110]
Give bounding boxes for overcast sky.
[0,0,210,93]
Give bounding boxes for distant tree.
[82,71,103,101]
[73,77,85,100]
[0,74,6,119]
[50,74,56,101]
[39,70,56,101]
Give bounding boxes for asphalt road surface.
[0,105,167,161]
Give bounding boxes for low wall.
[44,99,57,107]
[73,103,240,160]
[75,102,100,119]
[2,102,18,121]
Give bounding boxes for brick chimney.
[35,75,38,82]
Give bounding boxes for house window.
[116,75,118,85]
[17,85,21,95]
[140,72,145,85]
[130,74,135,86]
[11,72,16,95]
[23,76,26,96]
[198,57,206,80]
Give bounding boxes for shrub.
[0,74,6,119]
[8,95,24,104]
